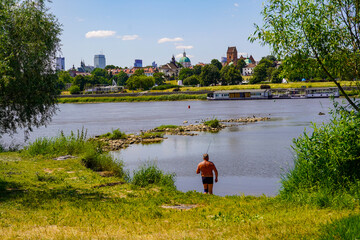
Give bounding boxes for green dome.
[245,58,251,64]
[179,56,190,63]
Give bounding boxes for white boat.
[207,89,272,100]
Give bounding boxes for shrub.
[260,84,271,89]
[69,85,81,94]
[132,162,176,188]
[280,105,360,207]
[100,129,127,140]
[204,119,220,128]
[81,148,126,178]
[183,75,200,86]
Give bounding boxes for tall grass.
[204,118,220,128]
[100,129,127,140]
[23,129,89,157]
[280,104,360,207]
[132,162,176,189]
[319,215,360,239]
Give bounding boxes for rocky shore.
[97,116,270,151]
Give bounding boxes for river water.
[3,99,339,196]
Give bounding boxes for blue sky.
[50,0,270,69]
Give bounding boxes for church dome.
[178,51,191,68]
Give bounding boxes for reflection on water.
[3,98,340,196]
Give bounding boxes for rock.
[53,155,75,161]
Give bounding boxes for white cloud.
[234,3,239,7]
[176,53,194,58]
[176,45,194,49]
[119,35,139,41]
[76,17,85,22]
[85,30,116,38]
[158,37,184,43]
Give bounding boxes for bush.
[260,84,271,89]
[132,162,175,188]
[204,119,220,128]
[280,105,360,207]
[81,148,126,178]
[100,129,127,140]
[69,85,81,94]
[183,75,200,86]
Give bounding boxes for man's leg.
[208,184,214,195]
[203,184,208,194]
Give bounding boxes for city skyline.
[50,0,270,69]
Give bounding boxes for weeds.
[154,125,179,131]
[319,215,360,239]
[100,129,127,140]
[140,132,164,139]
[132,162,175,189]
[204,118,220,128]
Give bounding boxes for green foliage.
[251,0,360,110]
[178,68,194,80]
[112,71,128,86]
[140,132,164,139]
[250,64,268,84]
[200,64,220,86]
[193,65,202,75]
[100,129,127,140]
[57,71,73,90]
[105,65,118,70]
[211,59,223,71]
[23,129,90,157]
[183,75,200,86]
[204,119,220,128]
[235,59,246,71]
[319,215,360,240]
[132,162,175,188]
[81,148,126,178]
[0,0,62,137]
[280,106,360,207]
[155,125,179,131]
[220,65,242,85]
[271,68,282,83]
[153,72,165,86]
[151,84,179,90]
[126,75,155,90]
[69,85,80,94]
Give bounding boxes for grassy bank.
[0,150,359,239]
[58,94,206,103]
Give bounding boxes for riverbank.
[0,151,358,239]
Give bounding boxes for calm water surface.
[4,99,339,196]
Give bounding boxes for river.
[3,98,338,196]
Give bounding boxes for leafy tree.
[69,85,80,95]
[57,71,72,90]
[200,65,220,86]
[178,68,194,80]
[153,72,165,86]
[211,59,223,71]
[251,0,360,111]
[193,65,202,75]
[265,55,276,62]
[250,63,268,84]
[72,75,87,91]
[105,65,118,70]
[271,68,282,83]
[133,69,145,76]
[183,75,200,86]
[0,0,61,137]
[220,65,242,85]
[126,75,155,90]
[112,71,128,86]
[236,59,246,71]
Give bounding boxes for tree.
[211,59,223,71]
[133,69,145,76]
[72,75,87,91]
[126,76,155,90]
[251,0,360,111]
[220,65,243,85]
[153,72,165,86]
[250,64,268,84]
[183,75,200,86]
[69,85,80,95]
[271,68,282,83]
[235,59,246,72]
[200,65,220,86]
[178,68,194,80]
[193,65,202,75]
[112,71,128,86]
[0,0,61,137]
[105,65,118,70]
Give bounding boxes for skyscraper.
[134,59,142,68]
[94,54,106,69]
[56,57,65,71]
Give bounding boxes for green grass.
[131,162,175,188]
[140,132,164,138]
[319,215,360,239]
[58,94,207,103]
[0,152,359,239]
[155,125,179,131]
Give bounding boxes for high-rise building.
[56,57,65,71]
[134,59,142,68]
[94,54,106,69]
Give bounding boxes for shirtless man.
[196,153,218,195]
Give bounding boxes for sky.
[49,0,270,70]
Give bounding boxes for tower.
[226,47,238,65]
[94,54,106,69]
